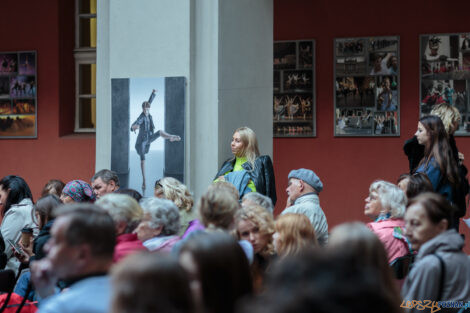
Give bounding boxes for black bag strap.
[434,253,446,301]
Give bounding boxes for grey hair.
[140,198,180,236]
[242,192,273,214]
[96,193,143,233]
[92,169,120,187]
[369,180,406,218]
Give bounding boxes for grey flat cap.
[288,168,323,192]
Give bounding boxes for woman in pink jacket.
[364,180,410,264]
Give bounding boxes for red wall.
[272,0,470,244]
[0,0,95,199]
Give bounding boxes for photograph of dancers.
[130,89,181,193]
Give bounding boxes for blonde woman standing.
[214,127,276,205]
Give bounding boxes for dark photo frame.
[420,33,470,135]
[274,39,315,137]
[334,36,400,137]
[0,51,37,138]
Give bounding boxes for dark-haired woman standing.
[0,175,35,271]
[413,116,460,227]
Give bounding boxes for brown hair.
[111,252,193,313]
[275,213,317,257]
[407,192,453,229]
[198,185,239,229]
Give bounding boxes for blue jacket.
[416,158,453,203]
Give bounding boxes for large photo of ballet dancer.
[273,40,315,137]
[334,36,400,136]
[0,51,37,138]
[111,77,185,198]
[420,33,470,135]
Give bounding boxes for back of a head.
[275,213,317,257]
[0,175,32,212]
[159,177,193,212]
[41,179,65,198]
[111,252,193,313]
[96,193,143,234]
[114,188,142,202]
[241,248,400,313]
[406,173,434,199]
[180,232,252,313]
[242,192,274,214]
[54,203,116,260]
[210,181,240,201]
[140,197,180,236]
[34,194,62,225]
[92,169,120,187]
[430,103,461,134]
[328,222,400,306]
[198,186,239,229]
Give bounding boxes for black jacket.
[215,155,277,205]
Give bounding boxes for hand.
[217,176,225,182]
[30,259,58,298]
[459,152,464,162]
[131,124,139,132]
[286,196,293,208]
[169,135,181,142]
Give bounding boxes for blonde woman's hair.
[157,177,193,213]
[235,205,274,257]
[234,127,260,169]
[275,213,317,257]
[430,103,461,134]
[198,185,240,229]
[369,180,406,218]
[96,193,143,233]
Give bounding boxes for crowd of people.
[0,107,470,312]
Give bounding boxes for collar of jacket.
[294,192,319,204]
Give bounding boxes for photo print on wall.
[273,40,315,137]
[0,51,37,138]
[111,77,185,197]
[334,36,400,136]
[420,33,470,135]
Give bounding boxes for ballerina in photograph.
[130,89,181,193]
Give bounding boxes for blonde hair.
[211,181,239,201]
[235,205,274,257]
[430,103,461,134]
[96,193,143,233]
[198,185,240,229]
[234,127,260,169]
[157,177,193,213]
[275,213,317,257]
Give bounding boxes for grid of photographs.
[420,33,470,135]
[273,40,315,137]
[334,36,400,136]
[0,51,37,138]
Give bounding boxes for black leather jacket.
[214,155,277,205]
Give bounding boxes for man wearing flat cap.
[282,168,328,245]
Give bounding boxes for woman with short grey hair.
[134,198,181,253]
[241,192,274,215]
[96,193,146,263]
[364,180,410,265]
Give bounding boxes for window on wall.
[74,0,96,132]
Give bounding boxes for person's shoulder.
[255,155,273,165]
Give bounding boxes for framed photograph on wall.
[0,51,37,138]
[334,36,400,136]
[420,33,470,135]
[273,40,315,137]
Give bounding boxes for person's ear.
[116,221,127,235]
[437,219,448,232]
[151,225,163,237]
[298,180,305,192]
[108,180,117,191]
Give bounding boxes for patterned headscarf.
[62,180,95,202]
